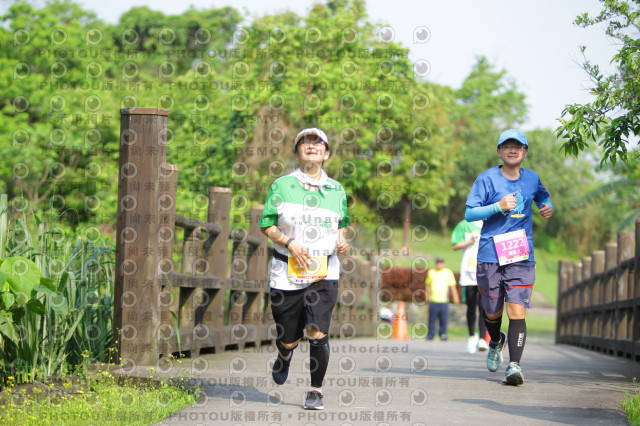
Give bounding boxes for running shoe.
[477,338,489,352]
[486,331,506,372]
[272,352,292,385]
[503,362,524,386]
[304,390,324,410]
[466,334,479,353]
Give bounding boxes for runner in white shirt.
[259,128,350,409]
[452,219,488,353]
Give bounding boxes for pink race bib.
[493,229,529,265]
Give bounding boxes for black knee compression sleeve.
[276,339,296,358]
[308,334,330,388]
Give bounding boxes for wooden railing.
[557,219,640,359]
[112,108,379,365]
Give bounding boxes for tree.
[525,129,618,252]
[224,0,453,247]
[0,0,114,221]
[557,0,640,165]
[433,56,528,232]
[0,0,242,225]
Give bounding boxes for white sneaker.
[466,335,479,353]
[477,338,489,352]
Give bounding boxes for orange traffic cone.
[392,301,408,340]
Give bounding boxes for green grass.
[621,379,640,426]
[443,314,555,342]
[0,198,200,424]
[0,371,198,426]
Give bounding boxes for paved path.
[147,338,639,425]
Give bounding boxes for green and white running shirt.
[259,170,350,290]
[451,220,482,286]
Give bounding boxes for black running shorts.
[270,279,339,343]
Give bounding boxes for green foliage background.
[0,0,637,255]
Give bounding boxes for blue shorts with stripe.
[476,261,535,314]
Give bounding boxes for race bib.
[288,256,328,284]
[493,229,529,266]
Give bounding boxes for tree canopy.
[0,0,632,253]
[557,0,640,165]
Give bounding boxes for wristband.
[495,202,504,213]
[284,237,294,249]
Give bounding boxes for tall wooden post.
[179,225,201,356]
[205,187,231,353]
[114,108,169,366]
[592,250,605,351]
[581,256,592,338]
[157,163,178,357]
[582,257,592,309]
[604,242,618,304]
[245,205,268,345]
[229,227,248,348]
[557,260,571,343]
[617,233,634,352]
[604,242,618,353]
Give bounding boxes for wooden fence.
[557,219,640,359]
[113,108,379,366]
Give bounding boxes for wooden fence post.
[557,221,638,359]
[604,242,618,353]
[582,257,592,311]
[157,163,178,358]
[592,250,605,351]
[228,227,248,349]
[574,262,583,308]
[581,256,592,339]
[572,262,581,337]
[618,232,635,300]
[178,223,202,356]
[245,205,268,345]
[566,262,575,312]
[556,260,567,343]
[605,242,618,304]
[617,232,635,356]
[204,187,231,353]
[114,107,169,366]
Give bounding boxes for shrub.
[381,267,461,303]
[0,195,115,389]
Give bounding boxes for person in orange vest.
[425,257,460,340]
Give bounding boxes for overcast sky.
[7,0,619,131]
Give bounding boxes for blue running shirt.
[466,166,549,263]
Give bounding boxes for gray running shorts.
[476,261,535,313]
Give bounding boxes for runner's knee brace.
[484,313,502,325]
[276,338,296,356]
[308,334,329,350]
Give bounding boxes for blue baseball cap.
[497,129,528,148]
